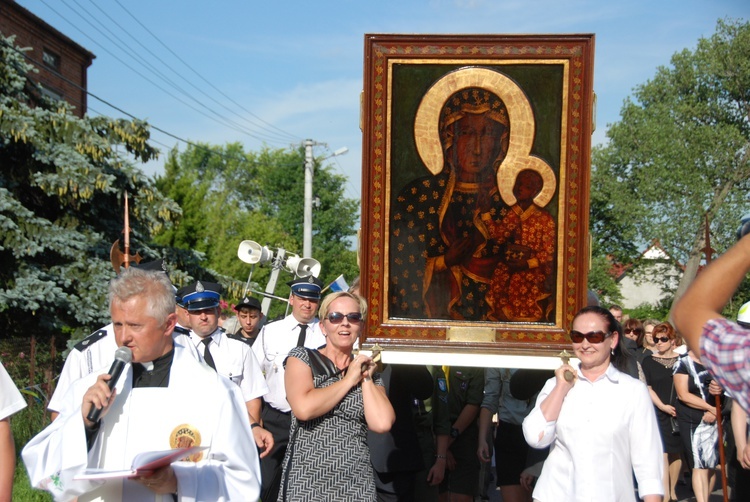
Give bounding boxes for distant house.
[613,240,683,310]
[0,0,95,117]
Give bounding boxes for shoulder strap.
[173,325,191,336]
[226,332,253,346]
[306,349,340,380]
[74,328,109,351]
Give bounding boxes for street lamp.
[303,141,348,258]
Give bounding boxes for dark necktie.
[201,337,216,370]
[296,323,308,347]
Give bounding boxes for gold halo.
[497,155,557,208]
[413,67,556,207]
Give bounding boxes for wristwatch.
[450,427,460,439]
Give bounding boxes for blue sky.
[15,0,749,202]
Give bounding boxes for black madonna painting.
[360,35,595,355]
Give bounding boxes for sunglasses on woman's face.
[569,330,612,344]
[654,336,671,343]
[326,312,363,324]
[624,328,643,335]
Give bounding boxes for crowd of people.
[1,233,750,501]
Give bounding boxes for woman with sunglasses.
[641,322,682,502]
[622,318,647,361]
[522,305,663,502]
[278,291,395,501]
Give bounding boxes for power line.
[34,0,300,147]
[37,0,290,145]
[77,0,298,144]
[1,38,251,166]
[2,37,359,198]
[110,0,300,143]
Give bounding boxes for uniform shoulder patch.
[74,329,109,351]
[173,325,191,336]
[226,332,254,346]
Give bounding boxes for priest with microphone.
[23,267,261,501]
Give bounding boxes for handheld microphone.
[86,346,132,423]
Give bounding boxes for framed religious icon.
[359,34,595,363]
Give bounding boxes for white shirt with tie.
[190,328,268,403]
[251,315,325,412]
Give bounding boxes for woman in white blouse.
[522,305,663,502]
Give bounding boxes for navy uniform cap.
[174,284,191,308]
[287,276,324,300]
[235,296,262,312]
[131,259,167,273]
[181,281,222,311]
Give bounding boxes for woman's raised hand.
[347,354,374,386]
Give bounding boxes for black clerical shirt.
[86,348,175,448]
[132,348,174,388]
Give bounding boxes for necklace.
[652,354,677,369]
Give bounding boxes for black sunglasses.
[654,336,671,343]
[624,328,643,335]
[326,312,363,324]
[569,330,612,344]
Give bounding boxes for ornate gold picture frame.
[359,34,595,359]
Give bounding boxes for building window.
[42,49,60,71]
[39,84,63,102]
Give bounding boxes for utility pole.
[302,140,348,259]
[303,139,315,258]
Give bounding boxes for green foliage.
[12,402,53,501]
[154,143,360,319]
[0,35,185,342]
[13,465,52,502]
[723,275,750,319]
[587,255,623,306]
[625,301,671,323]
[590,19,750,303]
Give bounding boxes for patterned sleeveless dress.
[278,346,382,501]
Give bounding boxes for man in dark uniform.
[414,366,451,500]
[439,366,485,502]
[368,364,434,501]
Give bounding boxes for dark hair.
[622,318,645,347]
[573,305,633,375]
[652,321,675,340]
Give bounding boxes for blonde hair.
[318,291,368,321]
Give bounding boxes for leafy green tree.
[155,143,359,319]
[626,301,671,323]
[589,19,750,311]
[0,35,183,341]
[587,255,623,307]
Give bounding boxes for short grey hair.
[109,267,175,324]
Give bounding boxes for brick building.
[0,0,95,117]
